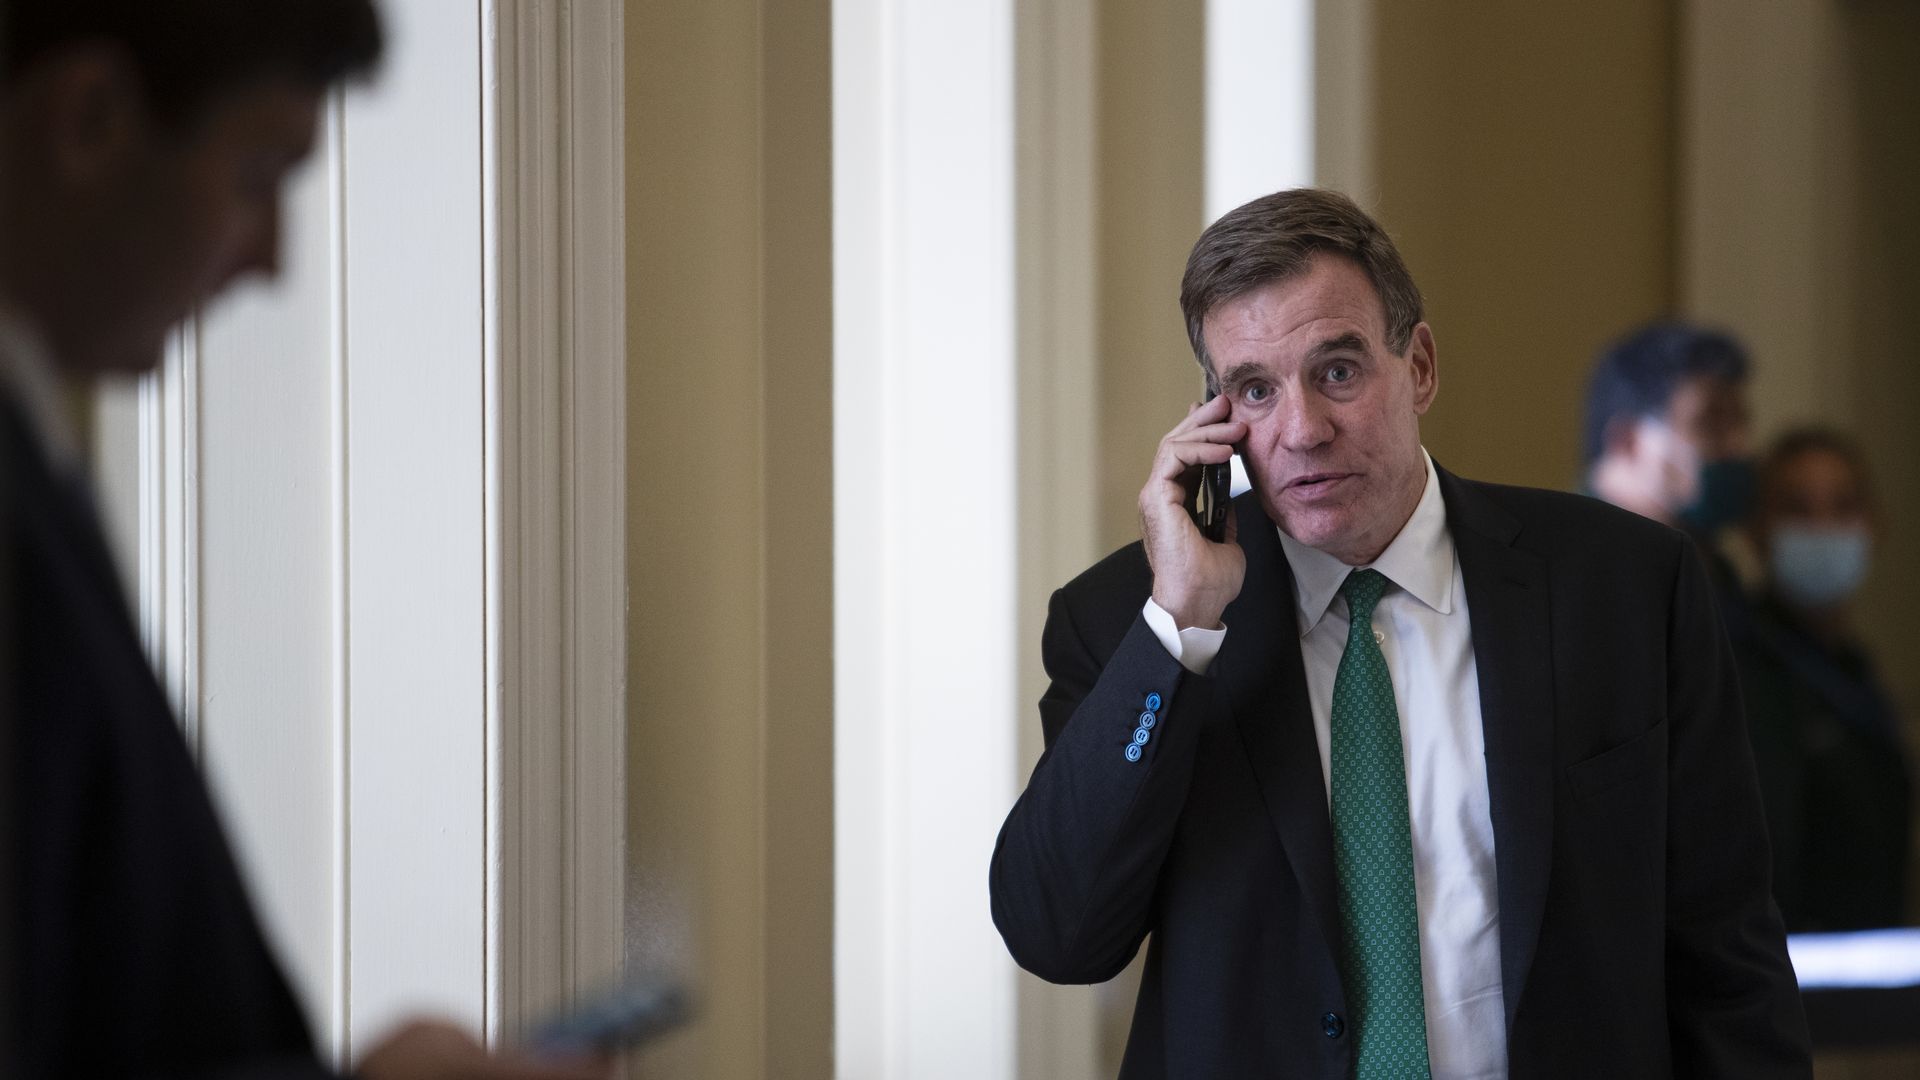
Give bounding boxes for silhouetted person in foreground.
[0,2,605,1076]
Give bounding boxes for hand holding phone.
[1190,388,1232,543]
[528,977,693,1060]
[1139,388,1247,632]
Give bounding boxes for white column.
[190,92,348,1054]
[339,0,489,1041]
[1205,0,1314,499]
[1205,0,1315,219]
[834,0,1020,1075]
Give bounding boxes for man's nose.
[1277,389,1334,451]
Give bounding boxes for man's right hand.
[1139,395,1247,631]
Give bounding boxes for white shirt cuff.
[1142,598,1227,675]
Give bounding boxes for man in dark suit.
[0,2,604,1076]
[989,189,1810,1078]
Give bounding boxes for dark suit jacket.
[3,397,332,1078]
[990,467,1810,1078]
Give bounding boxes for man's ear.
[31,45,149,187]
[1407,321,1438,415]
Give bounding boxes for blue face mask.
[1681,458,1756,533]
[1769,524,1871,609]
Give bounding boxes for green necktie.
[1330,568,1432,1078]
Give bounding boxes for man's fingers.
[1152,436,1236,479]
[1171,419,1245,446]
[1168,393,1233,439]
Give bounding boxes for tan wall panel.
[625,0,833,1074]
[1682,0,1920,758]
[1370,0,1677,491]
[1094,0,1208,552]
[627,0,767,1071]
[1016,0,1104,1068]
[1839,1,1920,746]
[759,0,836,1071]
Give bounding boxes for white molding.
[324,87,353,1068]
[485,0,628,1042]
[137,318,202,748]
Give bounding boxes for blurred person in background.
[0,1,604,1076]
[1582,323,1757,588]
[1737,428,1912,931]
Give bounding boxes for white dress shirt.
[1144,451,1508,1079]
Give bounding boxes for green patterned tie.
[1331,569,1431,1078]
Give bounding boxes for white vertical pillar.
[1205,0,1315,498]
[341,0,488,1042]
[191,92,347,1054]
[1205,0,1316,219]
[834,0,1020,1075]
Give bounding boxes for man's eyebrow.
[1215,362,1265,393]
[1305,332,1369,361]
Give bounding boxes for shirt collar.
[0,306,82,475]
[1275,449,1456,636]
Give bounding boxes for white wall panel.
[192,96,346,1050]
[835,0,1020,1075]
[341,0,489,1042]
[1206,0,1315,218]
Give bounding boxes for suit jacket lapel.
[1214,493,1343,953]
[1438,467,1556,1031]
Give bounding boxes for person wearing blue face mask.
[1737,428,1912,931]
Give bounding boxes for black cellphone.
[527,976,693,1058]
[1192,388,1231,543]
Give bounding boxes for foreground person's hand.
[356,1018,611,1080]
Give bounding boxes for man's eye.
[1325,364,1356,384]
[1242,383,1272,404]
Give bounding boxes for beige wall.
[1366,0,1678,491]
[1840,1,1920,728]
[625,0,833,1074]
[1683,0,1920,727]
[1092,0,1209,553]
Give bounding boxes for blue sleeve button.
[1138,710,1156,729]
[1124,743,1143,763]
[1145,692,1162,711]
[1321,1012,1345,1039]
[1132,727,1151,746]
